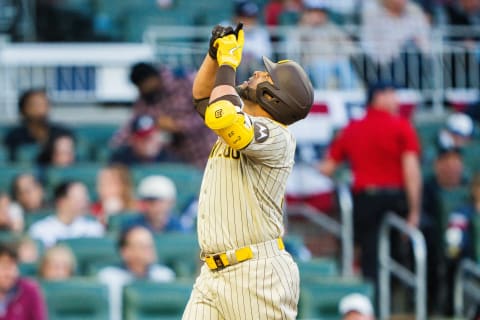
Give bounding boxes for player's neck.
[243,101,273,119]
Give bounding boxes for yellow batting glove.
[214,28,244,69]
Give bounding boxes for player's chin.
[239,81,248,89]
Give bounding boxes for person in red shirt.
[0,244,47,320]
[319,81,422,304]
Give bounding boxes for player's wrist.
[214,65,236,88]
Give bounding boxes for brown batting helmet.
[257,56,314,125]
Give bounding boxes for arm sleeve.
[400,120,421,154]
[193,98,209,119]
[240,118,293,167]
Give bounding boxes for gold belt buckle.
[205,238,283,271]
[205,252,230,270]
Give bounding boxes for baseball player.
[182,24,314,320]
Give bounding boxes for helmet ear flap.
[256,81,291,123]
[256,82,274,106]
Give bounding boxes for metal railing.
[454,258,480,318]
[1,25,480,118]
[286,182,354,277]
[379,213,427,320]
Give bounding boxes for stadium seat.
[73,124,117,145]
[41,279,109,320]
[0,145,8,164]
[74,137,93,162]
[72,124,117,161]
[24,210,53,230]
[57,237,119,275]
[132,163,203,213]
[19,262,38,277]
[184,0,234,26]
[463,142,480,172]
[123,280,193,320]
[16,144,40,164]
[0,164,36,191]
[0,231,21,244]
[415,121,443,148]
[154,233,200,279]
[45,164,102,199]
[279,11,301,25]
[120,4,194,42]
[297,258,339,280]
[106,211,142,236]
[298,277,374,320]
[472,214,480,262]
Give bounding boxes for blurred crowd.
[2,0,480,92]
[1,0,480,319]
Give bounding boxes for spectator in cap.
[319,80,421,307]
[230,0,273,81]
[122,175,185,234]
[111,62,216,169]
[339,293,375,320]
[437,113,474,150]
[4,89,74,162]
[287,0,360,89]
[110,114,178,166]
[97,226,175,320]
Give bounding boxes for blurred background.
[1,0,480,319]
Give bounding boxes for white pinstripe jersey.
[197,116,296,254]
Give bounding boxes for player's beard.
[237,85,258,104]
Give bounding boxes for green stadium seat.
[42,279,109,320]
[73,124,117,146]
[16,144,40,164]
[154,233,200,279]
[415,121,443,147]
[106,212,142,236]
[279,11,301,25]
[0,145,8,164]
[0,164,36,192]
[19,262,38,277]
[24,210,53,230]
[463,142,480,172]
[298,277,374,320]
[74,137,93,162]
[123,281,193,320]
[121,4,194,42]
[45,164,102,199]
[185,0,234,26]
[297,258,339,280]
[57,237,119,275]
[132,163,203,213]
[0,231,21,244]
[472,214,480,263]
[72,124,117,161]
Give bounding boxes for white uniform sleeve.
[241,117,295,167]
